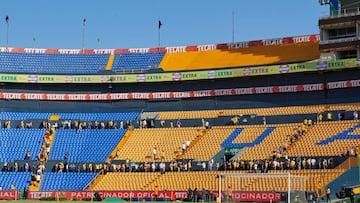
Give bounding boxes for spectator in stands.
[177,119,182,128]
[209,159,214,171]
[350,190,355,203]
[187,161,192,171]
[26,121,33,128]
[205,121,210,129]
[19,120,25,128]
[10,182,15,190]
[353,111,358,120]
[325,186,331,202]
[24,162,29,172]
[153,185,159,201]
[45,141,50,155]
[318,113,323,122]
[153,147,157,160]
[64,152,69,164]
[263,116,266,125]
[13,161,18,172]
[349,146,356,156]
[182,142,186,154]
[201,188,206,202]
[160,120,165,128]
[327,112,333,121]
[231,116,238,125]
[202,162,206,171]
[227,186,233,202]
[24,150,31,160]
[316,181,322,201]
[192,188,198,202]
[0,185,2,190]
[5,120,11,128]
[107,120,113,129]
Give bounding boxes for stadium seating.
[0,52,110,74]
[58,112,139,121]
[112,52,165,73]
[0,112,139,121]
[114,127,203,162]
[90,172,161,191]
[159,42,319,71]
[0,172,32,190]
[182,127,235,161]
[91,169,345,193]
[40,172,97,190]
[49,129,127,163]
[288,120,360,157]
[0,128,45,162]
[144,102,360,119]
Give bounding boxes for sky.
[0,0,329,49]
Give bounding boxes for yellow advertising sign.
[0,58,357,84]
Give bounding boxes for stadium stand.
[0,172,32,190]
[0,52,110,74]
[144,103,360,120]
[90,172,160,191]
[40,172,97,190]
[0,128,45,162]
[0,112,139,121]
[288,120,360,157]
[114,127,203,162]
[91,169,345,193]
[159,42,319,71]
[112,52,165,73]
[49,129,127,163]
[0,30,359,203]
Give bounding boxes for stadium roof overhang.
[319,37,360,51]
[319,14,360,28]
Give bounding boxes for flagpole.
[6,15,9,51]
[82,18,86,54]
[232,11,235,44]
[158,17,161,51]
[33,37,37,49]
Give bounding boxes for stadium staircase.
[87,174,105,190]
[175,128,207,160]
[29,119,59,191]
[105,54,115,71]
[106,130,134,162]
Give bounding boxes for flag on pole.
[83,18,87,26]
[158,20,162,29]
[5,15,9,23]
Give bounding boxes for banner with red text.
[0,191,19,200]
[0,34,319,54]
[0,79,359,101]
[27,190,282,202]
[0,83,326,101]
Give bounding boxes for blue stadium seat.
[0,52,110,74]
[0,172,32,190]
[40,172,97,190]
[49,129,127,163]
[112,52,165,72]
[0,128,45,162]
[0,112,139,121]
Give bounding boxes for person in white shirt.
[153,147,157,160]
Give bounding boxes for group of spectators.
[225,156,334,173]
[1,119,134,131]
[186,187,216,202]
